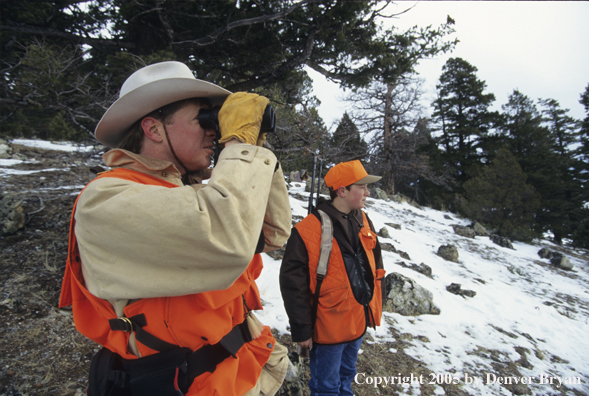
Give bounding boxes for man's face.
[341,183,370,211]
[164,101,216,172]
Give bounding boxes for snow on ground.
[258,183,589,395]
[9,139,94,153]
[4,140,588,394]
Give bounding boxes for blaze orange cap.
[324,160,381,190]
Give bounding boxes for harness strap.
[109,314,179,352]
[311,210,333,330]
[109,315,252,381]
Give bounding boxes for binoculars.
[198,105,276,135]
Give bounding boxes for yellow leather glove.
[218,92,269,146]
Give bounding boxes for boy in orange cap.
[280,160,385,396]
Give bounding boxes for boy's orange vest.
[59,168,274,396]
[295,211,385,344]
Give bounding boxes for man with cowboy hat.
[279,160,385,396]
[59,61,292,395]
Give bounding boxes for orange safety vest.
[59,168,274,396]
[295,211,385,345]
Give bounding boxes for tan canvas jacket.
[74,143,291,306]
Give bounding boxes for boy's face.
[338,183,370,212]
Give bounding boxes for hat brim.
[95,78,231,148]
[356,175,381,185]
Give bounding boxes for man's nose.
[205,128,216,138]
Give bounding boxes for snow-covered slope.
[257,182,589,396]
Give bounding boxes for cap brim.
[356,175,381,184]
[95,78,231,148]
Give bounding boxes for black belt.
[109,314,252,379]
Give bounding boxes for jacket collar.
[316,198,365,255]
[316,198,363,227]
[102,149,183,185]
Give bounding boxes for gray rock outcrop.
[289,171,301,183]
[378,227,390,239]
[472,222,489,236]
[452,224,476,238]
[369,187,388,200]
[1,194,26,235]
[0,139,12,159]
[383,273,440,316]
[446,283,476,298]
[305,178,330,195]
[385,222,402,230]
[437,244,459,262]
[490,235,514,250]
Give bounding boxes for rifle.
[307,155,323,215]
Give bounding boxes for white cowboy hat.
[95,61,231,148]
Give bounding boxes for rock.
[305,178,330,195]
[383,273,440,316]
[452,224,476,238]
[407,201,422,210]
[396,261,433,278]
[537,247,553,259]
[289,171,301,183]
[444,214,453,220]
[472,221,489,237]
[446,283,476,298]
[369,187,388,200]
[1,194,26,235]
[416,263,433,277]
[389,194,408,204]
[380,242,397,253]
[385,222,402,230]
[550,253,574,270]
[490,235,514,249]
[0,139,12,159]
[398,250,411,260]
[266,246,286,261]
[437,244,459,262]
[378,227,390,239]
[537,248,573,270]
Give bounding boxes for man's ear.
[142,117,163,143]
[337,186,347,198]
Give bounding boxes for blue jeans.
[308,336,363,396]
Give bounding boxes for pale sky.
[310,1,589,129]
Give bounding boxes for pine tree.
[1,1,456,141]
[460,148,540,242]
[326,112,369,164]
[571,84,589,248]
[499,90,584,245]
[431,58,498,188]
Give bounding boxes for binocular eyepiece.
[198,105,276,135]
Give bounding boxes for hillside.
[1,139,588,396]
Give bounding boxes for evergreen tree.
[326,112,368,164]
[460,148,540,242]
[431,58,498,188]
[270,97,329,175]
[1,1,456,141]
[539,98,580,156]
[571,83,589,248]
[499,90,584,245]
